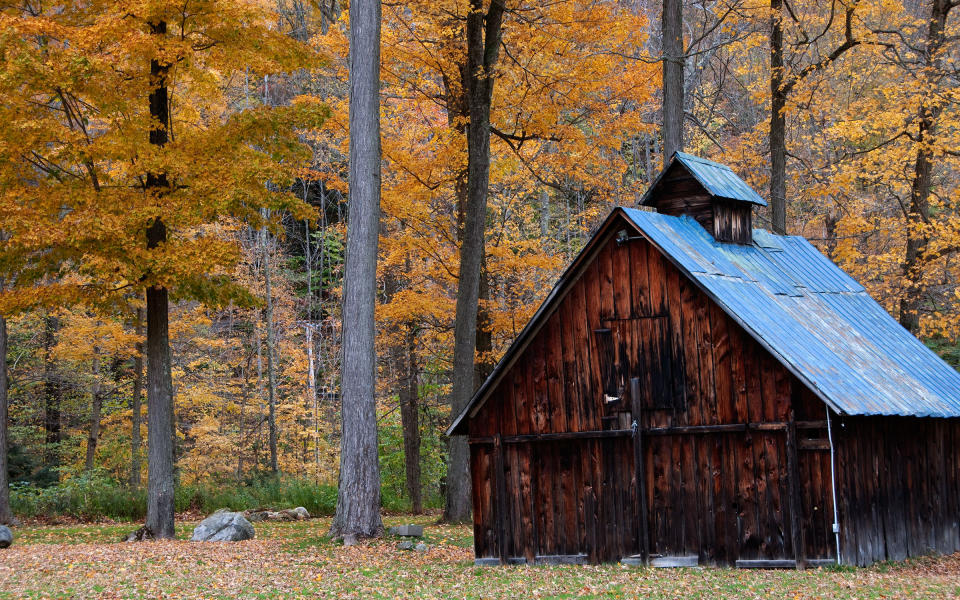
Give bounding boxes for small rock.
[291,507,310,520]
[191,511,255,542]
[0,525,12,549]
[397,541,415,551]
[245,511,266,523]
[388,524,424,537]
[414,542,428,552]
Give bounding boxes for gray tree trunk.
[84,351,102,472]
[330,0,383,541]
[769,0,787,234]
[0,316,12,525]
[144,19,176,540]
[131,308,143,488]
[262,224,279,474]
[444,0,505,525]
[662,0,684,163]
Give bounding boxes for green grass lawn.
[1,515,958,599]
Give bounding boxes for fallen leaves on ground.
[1,516,958,599]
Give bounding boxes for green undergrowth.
[10,472,340,522]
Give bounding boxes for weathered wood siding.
[712,200,753,244]
[468,218,837,564]
[833,415,960,566]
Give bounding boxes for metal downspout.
[827,408,842,565]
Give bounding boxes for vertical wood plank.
[493,435,509,564]
[631,377,650,562]
[785,416,806,569]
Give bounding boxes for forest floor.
[1,514,959,599]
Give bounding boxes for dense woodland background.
[1,0,959,519]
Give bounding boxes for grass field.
[2,514,959,599]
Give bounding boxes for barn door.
[604,317,686,563]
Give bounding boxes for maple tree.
[0,0,325,536]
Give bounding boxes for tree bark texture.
[0,316,13,525]
[769,0,787,234]
[144,19,176,540]
[331,0,383,540]
[474,255,494,385]
[398,324,422,514]
[899,0,952,333]
[444,0,505,525]
[661,0,684,163]
[262,226,279,474]
[131,308,144,487]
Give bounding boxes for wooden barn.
[447,153,960,568]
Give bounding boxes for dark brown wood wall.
[834,415,960,566]
[468,220,838,564]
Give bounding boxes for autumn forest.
[0,0,959,551]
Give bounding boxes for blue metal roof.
[641,152,768,207]
[622,207,960,418]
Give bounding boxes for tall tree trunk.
[474,256,494,385]
[43,313,61,472]
[0,316,12,525]
[399,323,421,514]
[145,19,176,540]
[661,0,684,162]
[444,0,505,525]
[131,308,144,488]
[769,0,787,234]
[84,351,102,472]
[330,0,383,541]
[899,0,952,333]
[384,254,423,514]
[262,224,279,474]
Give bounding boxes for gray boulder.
[389,524,423,537]
[244,507,310,522]
[191,510,255,542]
[0,525,12,549]
[414,542,428,552]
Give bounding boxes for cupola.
[639,152,767,244]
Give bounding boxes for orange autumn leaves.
[313,1,659,369]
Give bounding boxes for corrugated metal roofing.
[640,152,768,207]
[622,207,960,418]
